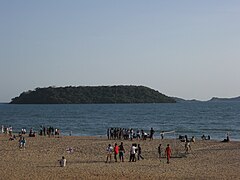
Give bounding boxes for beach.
[0,134,240,180]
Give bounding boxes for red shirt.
[114,145,119,154]
[166,147,171,155]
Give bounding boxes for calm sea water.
[0,102,239,140]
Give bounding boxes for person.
[143,132,148,140]
[158,144,162,159]
[9,126,13,136]
[149,128,155,140]
[137,144,144,160]
[165,144,171,164]
[190,136,195,142]
[222,133,230,142]
[136,130,141,140]
[66,147,74,153]
[129,143,137,162]
[19,137,26,149]
[39,126,43,136]
[43,126,46,136]
[114,143,119,162]
[160,131,164,140]
[118,142,125,162]
[185,141,191,154]
[107,128,110,140]
[59,156,67,167]
[9,135,16,141]
[129,129,134,141]
[207,135,211,140]
[105,144,113,163]
[201,134,206,140]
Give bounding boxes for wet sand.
[0,134,240,179]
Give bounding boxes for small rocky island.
[10,85,176,104]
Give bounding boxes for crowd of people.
[105,142,172,164]
[107,127,155,140]
[1,125,13,136]
[1,125,61,138]
[1,124,232,168]
[1,125,61,151]
[39,126,60,137]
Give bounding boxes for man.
[137,144,144,160]
[119,142,125,162]
[165,144,171,164]
[114,143,119,162]
[149,128,155,140]
[158,144,162,159]
[129,144,137,162]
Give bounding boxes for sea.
[0,102,239,141]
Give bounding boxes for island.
[10,85,176,104]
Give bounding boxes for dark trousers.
[129,154,136,162]
[137,153,144,160]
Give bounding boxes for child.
[19,137,26,149]
[105,144,113,163]
[59,156,67,167]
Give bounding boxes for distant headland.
[173,96,240,103]
[10,85,176,104]
[208,96,240,102]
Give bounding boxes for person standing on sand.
[149,127,155,140]
[158,144,162,159]
[129,144,137,162]
[114,143,119,162]
[19,137,26,149]
[160,131,164,140]
[137,144,144,160]
[107,128,110,140]
[165,144,171,164]
[222,133,230,142]
[185,141,191,154]
[1,125,3,133]
[105,144,113,163]
[119,142,125,162]
[59,156,66,167]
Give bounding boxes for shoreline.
[4,131,239,142]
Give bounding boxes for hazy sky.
[1,1,240,102]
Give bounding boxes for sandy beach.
[0,134,240,180]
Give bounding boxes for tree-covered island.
[10,85,176,104]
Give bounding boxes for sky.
[0,1,240,102]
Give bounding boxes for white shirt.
[60,159,66,167]
[131,146,137,154]
[106,146,113,153]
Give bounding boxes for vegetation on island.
[10,85,176,104]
